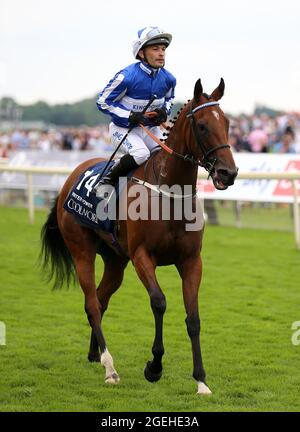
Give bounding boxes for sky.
[0,0,299,115]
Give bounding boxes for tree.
[0,96,185,127]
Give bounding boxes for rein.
[140,101,230,178]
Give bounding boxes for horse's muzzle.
[213,167,238,190]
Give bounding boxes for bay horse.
[40,78,238,394]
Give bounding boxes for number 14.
[76,169,100,197]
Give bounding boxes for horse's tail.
[39,196,76,289]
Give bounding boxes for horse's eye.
[198,123,208,133]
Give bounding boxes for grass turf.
[0,206,300,412]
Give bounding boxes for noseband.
[183,101,230,177]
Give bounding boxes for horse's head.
[186,78,238,190]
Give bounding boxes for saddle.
[63,150,161,255]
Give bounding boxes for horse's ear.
[194,79,203,102]
[210,78,225,101]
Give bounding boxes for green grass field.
[1,206,300,412]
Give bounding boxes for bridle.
[185,101,230,177]
[140,100,230,179]
[134,101,232,199]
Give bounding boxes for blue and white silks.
[96,62,176,128]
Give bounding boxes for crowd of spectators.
[0,125,112,158]
[1,112,300,158]
[228,112,300,154]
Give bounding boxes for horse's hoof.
[105,372,120,384]
[144,361,162,383]
[197,381,212,395]
[88,353,100,363]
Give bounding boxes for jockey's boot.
[93,154,139,200]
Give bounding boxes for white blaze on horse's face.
[212,110,220,121]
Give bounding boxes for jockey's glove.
[128,111,149,127]
[129,108,168,128]
[151,107,168,126]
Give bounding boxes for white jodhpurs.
[109,122,163,165]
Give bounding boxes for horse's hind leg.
[133,247,166,382]
[62,230,120,384]
[88,251,128,366]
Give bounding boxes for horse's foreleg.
[133,247,166,382]
[177,256,212,395]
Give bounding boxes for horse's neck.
[157,120,198,189]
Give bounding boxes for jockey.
[93,26,176,198]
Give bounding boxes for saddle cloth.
[63,160,126,233]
